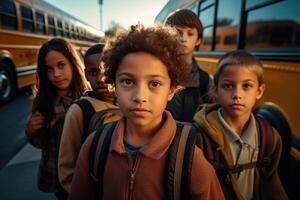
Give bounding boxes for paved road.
[0,90,56,200]
[0,89,33,169]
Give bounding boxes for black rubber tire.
[0,62,16,105]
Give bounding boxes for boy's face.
[115,52,176,128]
[85,54,111,97]
[176,26,201,55]
[215,65,265,120]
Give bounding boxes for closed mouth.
[130,108,150,112]
[231,103,244,108]
[55,79,66,85]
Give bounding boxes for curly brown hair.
[102,24,188,88]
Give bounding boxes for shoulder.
[66,103,83,118]
[79,131,96,160]
[192,146,215,172]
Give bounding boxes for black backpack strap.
[255,115,273,200]
[166,122,198,200]
[256,115,273,171]
[193,122,231,183]
[75,99,95,140]
[89,121,117,199]
[87,108,122,135]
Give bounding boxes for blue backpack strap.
[75,98,95,141]
[89,121,117,199]
[166,122,198,200]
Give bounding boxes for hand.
[26,112,45,134]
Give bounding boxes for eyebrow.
[221,78,256,82]
[117,72,168,79]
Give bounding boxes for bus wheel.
[0,62,16,104]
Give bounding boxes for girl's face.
[45,50,73,96]
[115,52,175,129]
[215,65,265,120]
[176,26,201,55]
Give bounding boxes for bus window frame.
[0,0,18,30]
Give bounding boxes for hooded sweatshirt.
[193,104,288,200]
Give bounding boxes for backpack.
[88,121,199,200]
[193,115,273,199]
[75,92,122,142]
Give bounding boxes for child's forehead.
[220,65,258,79]
[85,54,101,65]
[117,52,169,76]
[176,25,197,31]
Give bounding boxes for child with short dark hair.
[193,50,288,200]
[165,9,213,122]
[25,38,89,200]
[58,44,120,193]
[69,24,224,200]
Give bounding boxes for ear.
[256,83,265,100]
[167,86,177,101]
[196,38,202,47]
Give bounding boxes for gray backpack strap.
[166,122,198,200]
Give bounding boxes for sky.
[44,0,168,31]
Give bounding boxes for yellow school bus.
[0,0,104,104]
[156,0,300,199]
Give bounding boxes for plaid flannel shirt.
[26,95,73,192]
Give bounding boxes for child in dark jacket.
[58,44,120,193]
[165,9,213,122]
[25,38,89,200]
[69,24,224,200]
[193,50,288,200]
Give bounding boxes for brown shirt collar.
[110,111,177,159]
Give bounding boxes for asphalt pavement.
[0,143,56,200]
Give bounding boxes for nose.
[132,84,147,103]
[232,87,242,100]
[97,73,106,84]
[180,32,187,43]
[53,68,61,78]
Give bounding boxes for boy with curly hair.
[69,24,224,200]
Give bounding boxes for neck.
[183,53,193,67]
[221,111,251,136]
[124,118,164,147]
[57,89,70,97]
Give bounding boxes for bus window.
[198,0,215,51]
[69,23,74,39]
[21,5,34,33]
[201,27,214,50]
[199,1,214,28]
[215,0,241,50]
[35,11,45,34]
[246,0,269,9]
[0,0,17,30]
[245,0,300,51]
[57,20,63,36]
[188,2,198,14]
[48,15,55,36]
[64,22,70,38]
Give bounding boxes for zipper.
[128,153,140,200]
